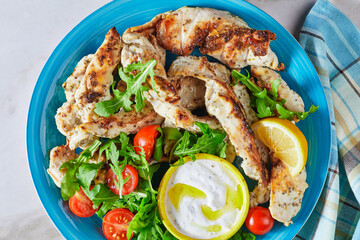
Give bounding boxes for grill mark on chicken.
[231,83,271,206]
[47,144,78,188]
[126,7,282,70]
[77,101,164,139]
[63,55,93,103]
[211,84,269,186]
[56,28,123,149]
[201,28,276,57]
[76,27,121,104]
[269,157,308,226]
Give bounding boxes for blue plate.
[27,0,331,239]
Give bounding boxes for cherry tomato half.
[103,208,134,240]
[245,206,274,235]
[134,124,160,161]
[106,165,139,195]
[69,187,97,218]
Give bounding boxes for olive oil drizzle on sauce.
[168,183,243,223]
[201,184,243,221]
[192,222,222,233]
[168,183,207,209]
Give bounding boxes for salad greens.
[163,122,227,166]
[167,122,227,166]
[229,229,256,240]
[153,127,164,161]
[58,123,251,240]
[94,59,157,117]
[60,140,102,200]
[167,122,227,165]
[231,70,318,121]
[59,131,170,239]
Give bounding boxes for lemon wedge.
[251,118,308,176]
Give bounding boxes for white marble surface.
[0,0,358,239]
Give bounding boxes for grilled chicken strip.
[56,55,93,138]
[168,76,206,111]
[269,158,308,226]
[168,56,231,83]
[232,84,271,206]
[57,28,165,151]
[251,66,305,113]
[56,28,122,150]
[63,54,93,103]
[73,101,164,139]
[58,30,168,151]
[75,28,122,105]
[169,56,270,186]
[48,144,78,188]
[127,7,283,70]
[145,89,222,132]
[48,144,106,187]
[251,66,308,224]
[204,79,269,186]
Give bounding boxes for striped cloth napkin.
[294,0,360,239]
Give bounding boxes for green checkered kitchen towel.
[294,0,360,239]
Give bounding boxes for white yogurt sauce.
[164,159,241,239]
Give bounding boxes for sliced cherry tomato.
[69,187,97,218]
[134,124,160,161]
[245,206,274,235]
[106,165,139,195]
[103,208,134,240]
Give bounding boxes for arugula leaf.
[60,140,102,200]
[256,98,273,118]
[231,70,318,121]
[163,127,183,156]
[127,165,162,239]
[113,190,148,213]
[276,103,293,119]
[229,229,256,240]
[162,230,177,240]
[163,127,182,141]
[106,141,130,198]
[94,59,157,117]
[254,88,267,99]
[153,127,164,161]
[82,184,119,218]
[217,142,227,159]
[170,122,227,165]
[231,69,250,86]
[271,78,281,100]
[128,200,163,240]
[76,162,103,190]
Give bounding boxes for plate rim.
[26,0,332,239]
